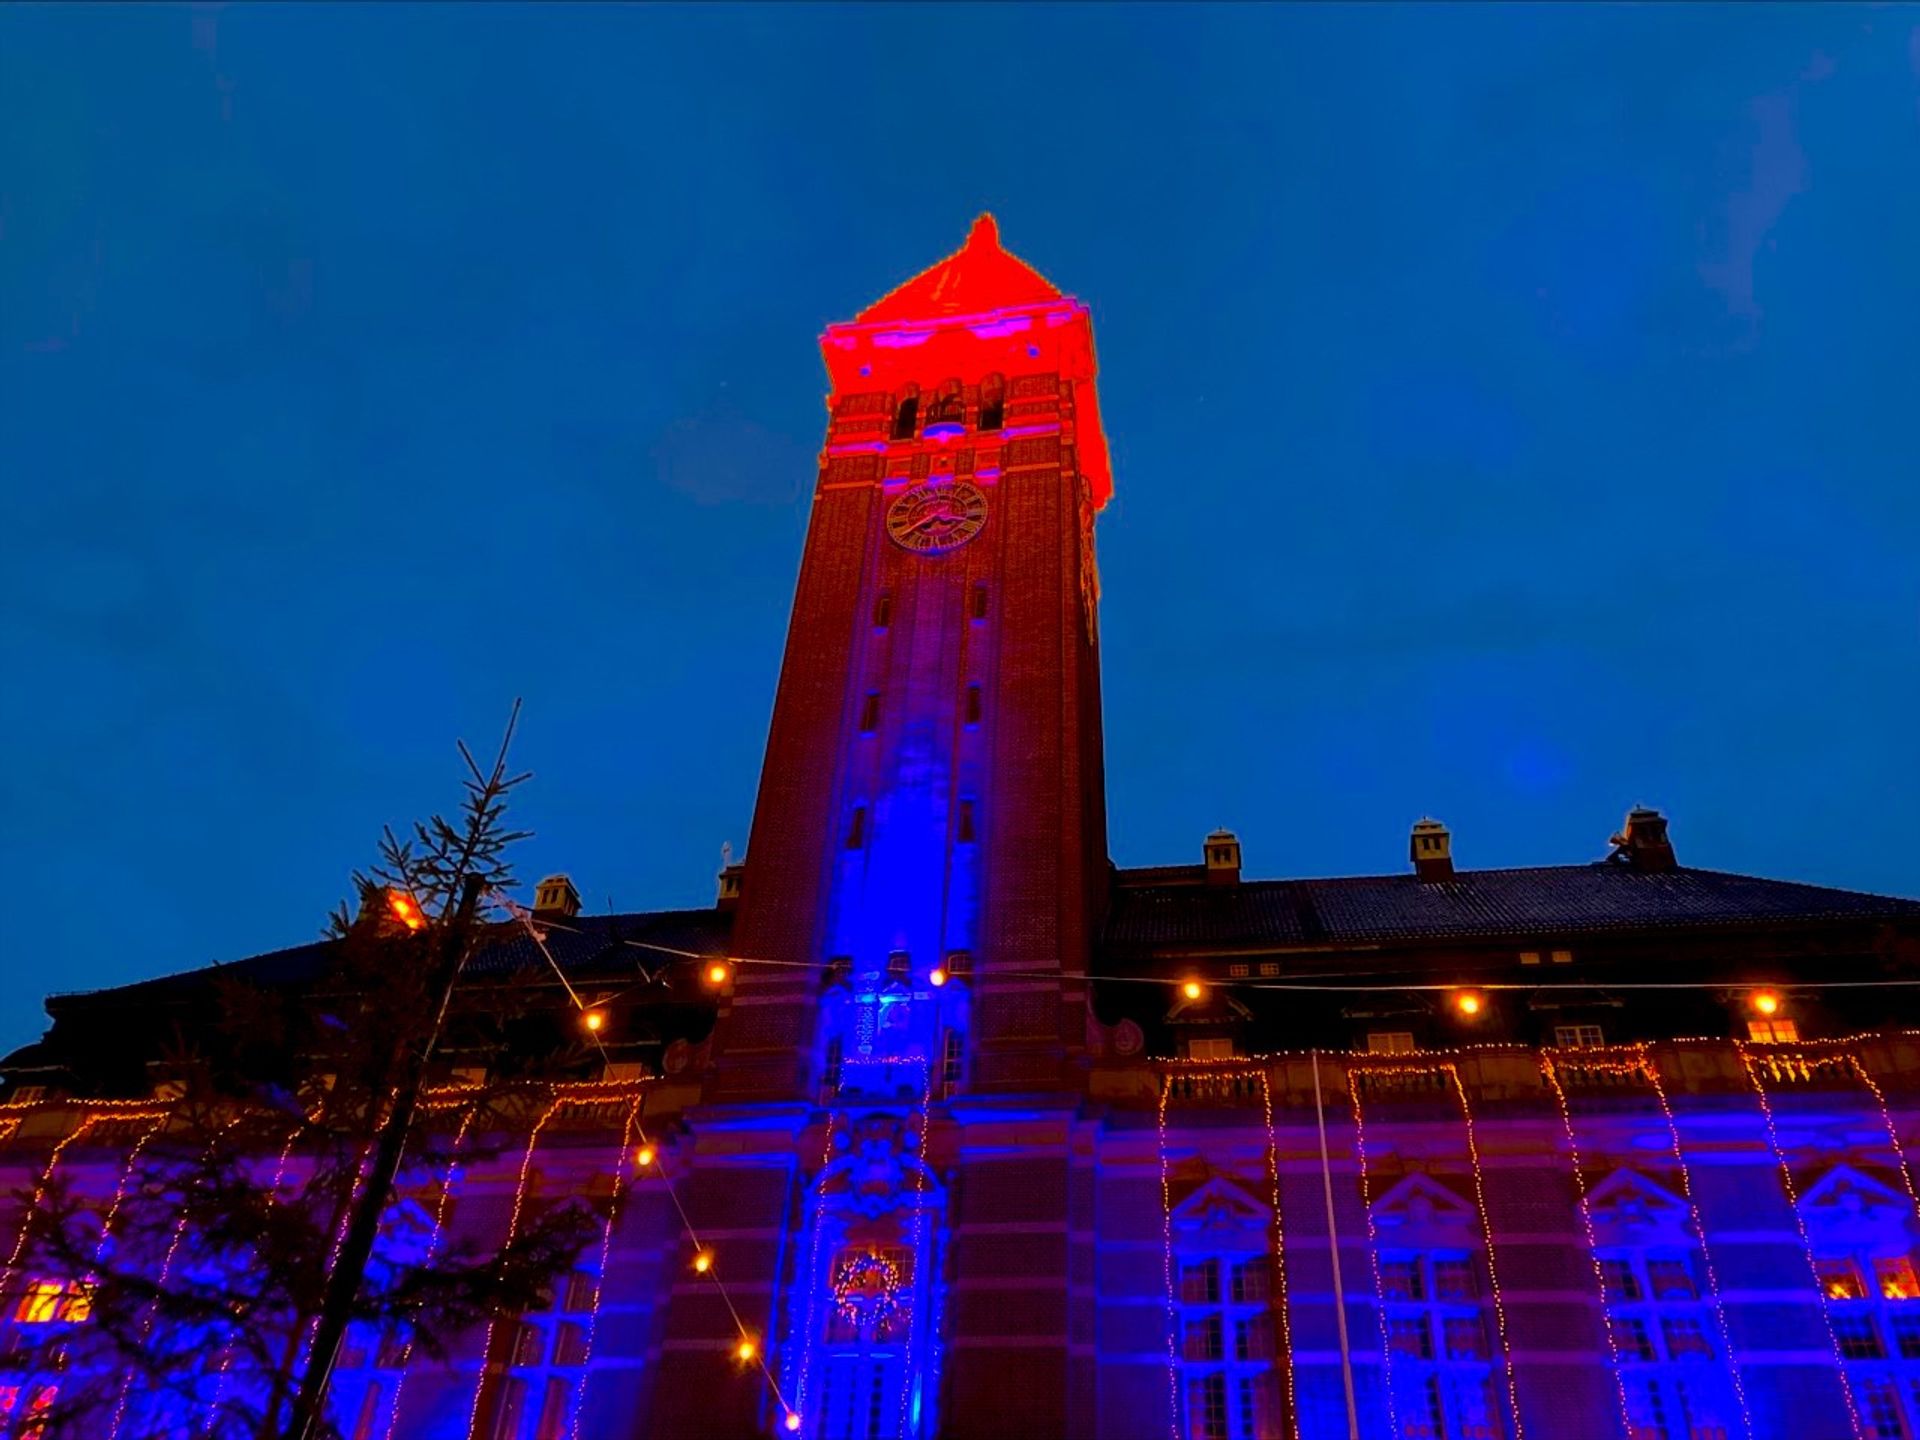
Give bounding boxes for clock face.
[885,480,988,554]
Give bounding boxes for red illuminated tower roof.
[857,213,1063,323]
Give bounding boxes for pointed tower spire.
[857,213,1062,323]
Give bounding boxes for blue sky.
[3,3,1917,1052]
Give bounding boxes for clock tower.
[715,214,1114,1101]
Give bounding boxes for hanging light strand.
[1157,1075,1180,1440]
[379,1107,478,1440]
[566,1092,643,1440]
[1442,1064,1526,1440]
[1538,1058,1635,1438]
[1256,1070,1300,1440]
[1738,1045,1865,1440]
[1346,1062,1402,1440]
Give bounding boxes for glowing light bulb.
[693,1250,712,1274]
[1181,980,1203,1001]
[582,1009,606,1033]
[635,1144,656,1168]
[735,1336,758,1361]
[706,962,732,987]
[929,967,948,988]
[1752,989,1781,1016]
[785,1414,802,1433]
[387,891,426,931]
[1454,991,1484,1018]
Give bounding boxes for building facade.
[6,219,1920,1440]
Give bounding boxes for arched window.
[1800,1165,1920,1439]
[1370,1174,1508,1440]
[1170,1177,1280,1440]
[924,379,964,435]
[978,373,1005,432]
[891,386,919,441]
[1586,1169,1738,1440]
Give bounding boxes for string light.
[1156,1074,1179,1440]
[788,1111,839,1427]
[635,1144,656,1169]
[1256,1069,1301,1440]
[1633,1046,1755,1440]
[705,961,732,987]
[735,1336,759,1362]
[381,1108,478,1440]
[1539,1057,1634,1438]
[928,966,948,988]
[1348,1061,1401,1440]
[1738,1046,1865,1440]
[1453,990,1484,1018]
[693,1250,713,1275]
[897,1055,934,1440]
[567,1093,643,1440]
[465,1096,564,1440]
[1442,1064,1525,1440]
[785,1412,802,1432]
[1750,990,1781,1017]
[581,1009,605,1033]
[1181,980,1203,1001]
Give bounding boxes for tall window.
[1586,1170,1736,1440]
[978,374,1005,432]
[329,1322,410,1440]
[820,1246,915,1440]
[1801,1166,1920,1440]
[486,1269,599,1440]
[1171,1179,1281,1440]
[891,387,919,441]
[1370,1175,1508,1440]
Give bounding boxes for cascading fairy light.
[1738,1044,1866,1440]
[1256,1069,1300,1440]
[106,1114,243,1440]
[1347,1064,1401,1440]
[1848,1058,1920,1218]
[0,1113,111,1308]
[1538,1056,1634,1438]
[465,1095,565,1440]
[1348,1060,1527,1440]
[379,1106,479,1440]
[1441,1065,1525,1440]
[1157,1074,1179,1440]
[787,1109,839,1429]
[566,1092,642,1440]
[897,1054,934,1440]
[1632,1046,1754,1440]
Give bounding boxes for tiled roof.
[46,907,735,1012]
[1100,863,1920,956]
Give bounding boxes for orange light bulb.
[693,1251,712,1274]
[1752,989,1781,1016]
[785,1414,802,1433]
[929,967,948,988]
[1454,991,1483,1017]
[735,1336,758,1361]
[706,962,732,986]
[1181,980,1203,1001]
[635,1144,656,1168]
[582,1010,605,1033]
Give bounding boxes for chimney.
[1611,806,1677,872]
[716,862,744,909]
[1410,818,1454,880]
[532,873,581,919]
[1204,829,1242,887]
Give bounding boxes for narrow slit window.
[979,374,1005,432]
[942,1030,964,1086]
[845,806,867,849]
[859,692,881,733]
[957,800,976,843]
[970,582,988,621]
[964,685,982,725]
[873,591,893,628]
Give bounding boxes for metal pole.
[1313,1051,1362,1440]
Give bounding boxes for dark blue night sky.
[3,4,1916,1053]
